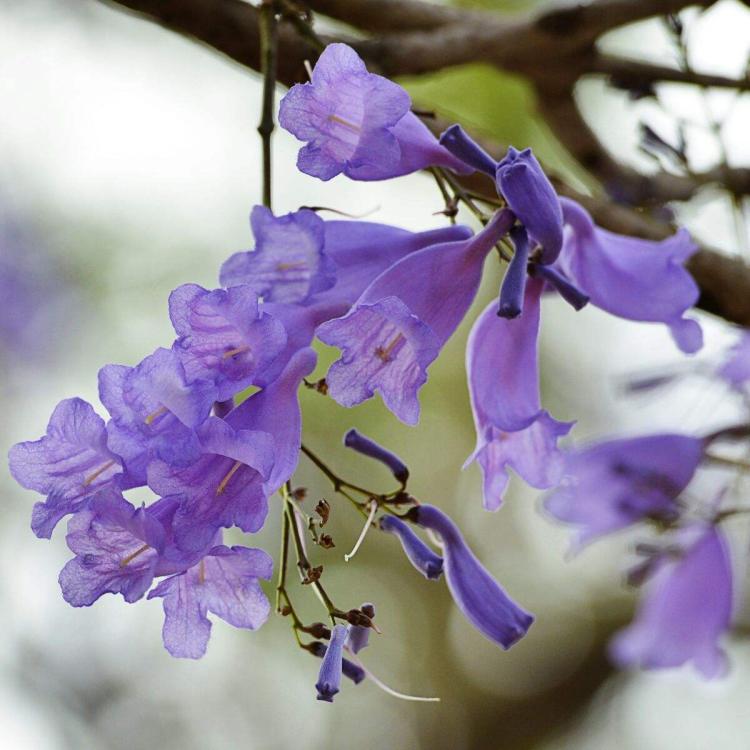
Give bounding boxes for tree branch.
[594,54,750,92]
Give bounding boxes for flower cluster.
[10,41,728,700]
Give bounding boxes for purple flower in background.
[58,489,166,607]
[315,623,349,702]
[9,398,124,538]
[718,332,750,389]
[555,197,703,353]
[219,207,336,304]
[611,524,733,678]
[99,348,217,484]
[147,416,274,552]
[228,347,318,495]
[169,283,286,399]
[318,210,513,424]
[497,147,563,265]
[412,504,533,648]
[148,545,273,659]
[545,433,705,548]
[279,44,471,181]
[380,514,444,580]
[466,280,573,510]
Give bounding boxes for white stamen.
[304,59,314,81]
[344,500,378,562]
[351,654,440,702]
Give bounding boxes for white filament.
[344,500,378,563]
[352,655,440,703]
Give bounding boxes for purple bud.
[347,602,374,654]
[496,147,563,264]
[309,640,366,684]
[497,225,530,319]
[343,429,409,484]
[412,504,533,649]
[315,624,350,701]
[380,515,444,580]
[439,124,497,176]
[530,263,589,311]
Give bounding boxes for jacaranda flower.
[9,397,124,538]
[59,489,167,606]
[148,545,273,659]
[315,623,350,702]
[610,524,733,678]
[317,209,514,424]
[718,331,750,389]
[279,44,471,181]
[544,433,705,548]
[466,280,573,510]
[98,347,217,485]
[411,504,533,648]
[555,197,703,354]
[219,207,336,304]
[169,282,287,399]
[380,515,444,580]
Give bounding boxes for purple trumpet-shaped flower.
[347,603,375,654]
[380,515,444,580]
[309,641,367,685]
[317,210,513,424]
[718,332,750,389]
[411,504,533,648]
[58,489,166,606]
[229,347,318,495]
[148,545,273,659]
[344,429,409,485]
[222,221,473,387]
[169,282,286,399]
[496,147,563,265]
[279,44,471,181]
[9,398,124,539]
[147,416,274,553]
[610,524,733,678]
[466,280,574,510]
[544,433,705,548]
[555,197,703,353]
[315,624,350,702]
[99,348,217,485]
[219,207,336,304]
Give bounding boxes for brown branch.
[594,54,750,92]
[304,0,475,32]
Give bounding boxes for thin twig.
[258,1,279,209]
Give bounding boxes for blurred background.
[2,0,750,748]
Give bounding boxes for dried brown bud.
[279,605,292,617]
[345,608,373,628]
[302,565,323,585]
[306,622,332,640]
[360,603,375,619]
[315,499,330,526]
[318,533,335,549]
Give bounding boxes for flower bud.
[347,602,375,654]
[380,515,443,580]
[343,429,409,484]
[314,624,349,702]
[439,124,497,176]
[497,226,530,319]
[412,504,533,649]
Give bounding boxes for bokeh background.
[2,1,750,748]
